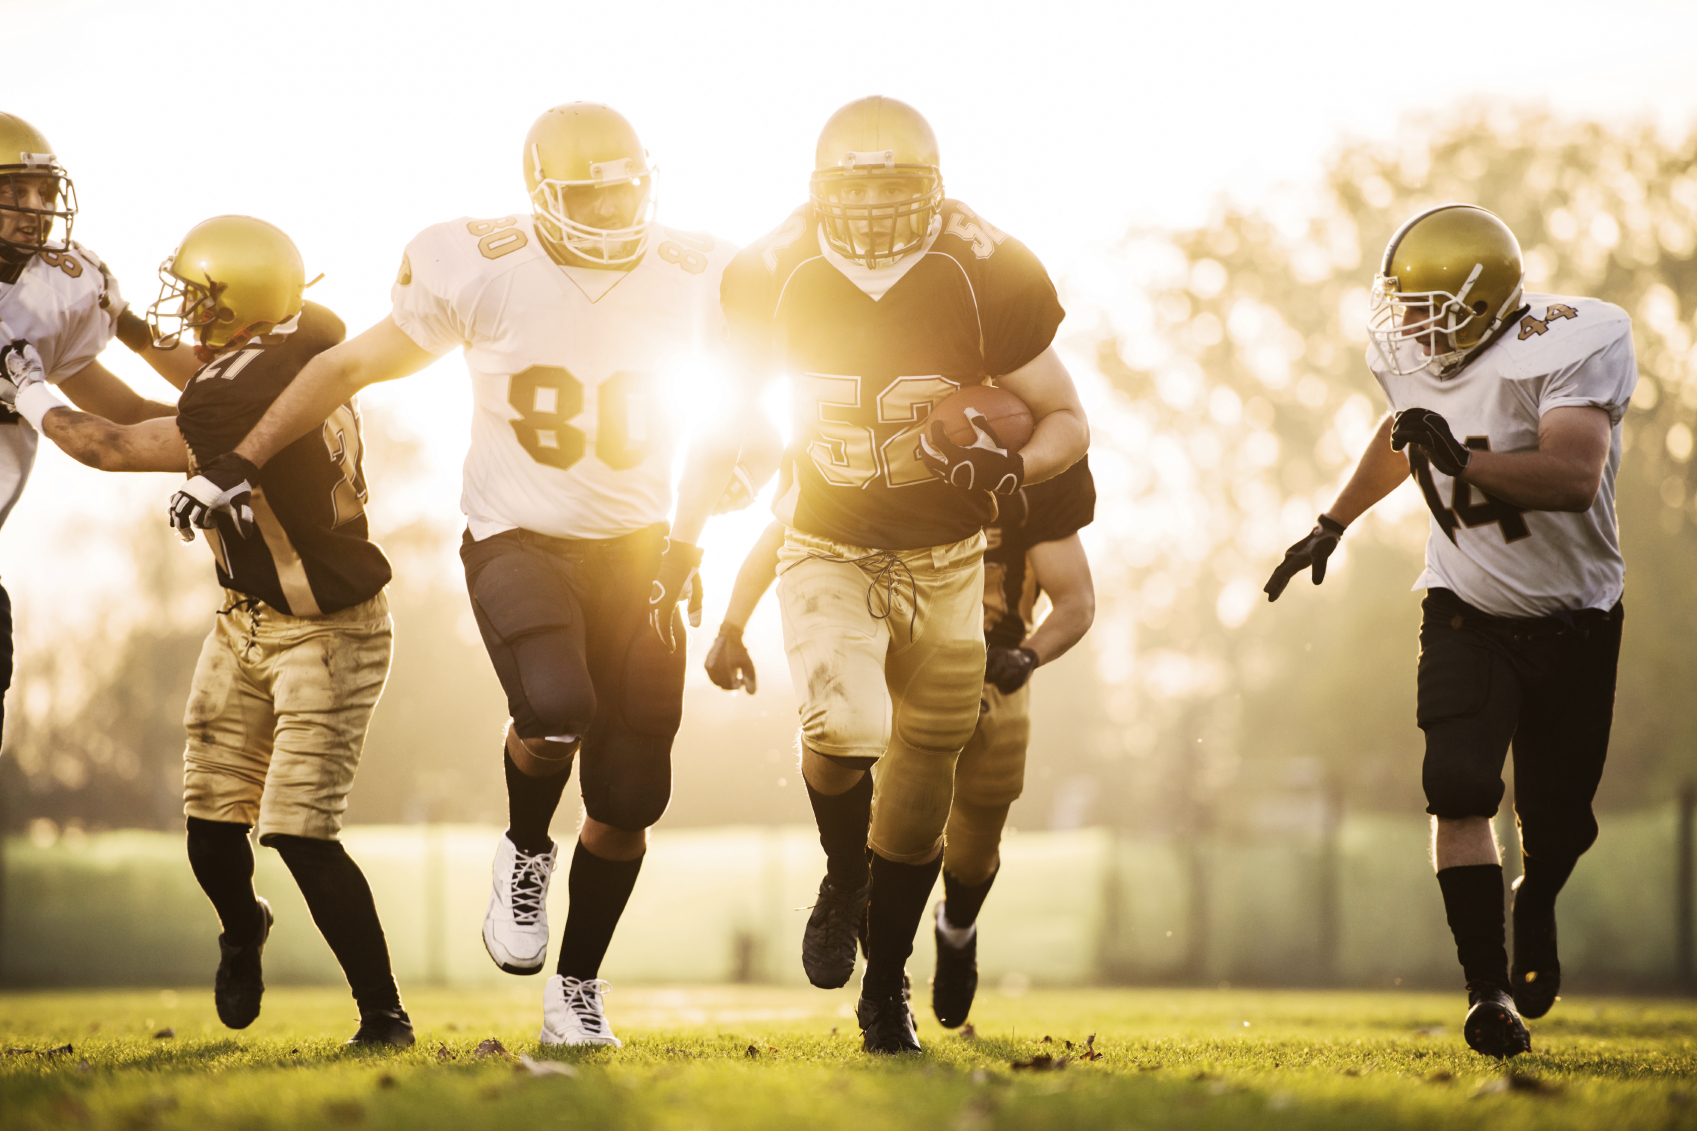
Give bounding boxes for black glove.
[918,410,1024,495]
[1390,407,1472,478]
[704,624,757,693]
[1264,514,1347,602]
[985,645,1040,694]
[648,537,704,652]
[170,452,259,542]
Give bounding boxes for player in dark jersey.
[720,96,1090,1052]
[8,216,412,1046]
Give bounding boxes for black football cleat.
[1511,897,1561,1019]
[858,981,921,1054]
[802,874,870,989]
[347,1007,415,1047]
[1463,982,1532,1059]
[215,897,273,1030]
[931,900,978,1029]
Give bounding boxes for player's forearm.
[234,352,363,468]
[1324,414,1406,526]
[40,408,187,473]
[1024,590,1094,665]
[672,436,741,545]
[1019,406,1089,484]
[136,344,200,391]
[721,525,785,630]
[1460,449,1601,513]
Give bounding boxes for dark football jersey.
[722,200,1065,550]
[175,302,391,616]
[982,456,1095,649]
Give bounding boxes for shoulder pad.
[936,199,1012,261]
[1505,295,1630,363]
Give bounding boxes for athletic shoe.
[931,900,978,1029]
[802,873,870,989]
[214,897,273,1030]
[1463,982,1532,1059]
[483,834,557,974]
[347,1007,415,1047]
[857,979,921,1054]
[1511,892,1562,1019]
[540,975,622,1047]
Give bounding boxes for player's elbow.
[1554,463,1604,512]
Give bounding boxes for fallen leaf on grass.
[1076,1034,1103,1062]
[959,1023,977,1040]
[1010,1054,1067,1072]
[435,1043,455,1062]
[1426,1069,1454,1084]
[516,1054,578,1078]
[746,1044,760,1058]
[153,1028,175,1040]
[1039,1035,1053,1044]
[7,1044,73,1057]
[473,1039,509,1059]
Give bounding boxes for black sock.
[270,835,402,1015]
[186,817,262,945]
[556,840,644,980]
[863,851,943,999]
[1513,852,1577,929]
[506,747,572,854]
[942,863,999,931]
[805,769,873,889]
[1436,863,1508,990]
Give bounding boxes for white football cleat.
[540,975,623,1047]
[483,833,557,974]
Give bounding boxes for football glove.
[1390,407,1472,478]
[1263,514,1347,602]
[704,623,757,694]
[170,452,260,543]
[918,410,1024,496]
[648,537,704,652]
[985,645,1040,694]
[711,461,760,515]
[0,335,44,406]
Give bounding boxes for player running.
[165,104,756,1047]
[8,216,412,1044]
[1264,204,1635,1059]
[706,457,1095,1031]
[720,95,1089,1052]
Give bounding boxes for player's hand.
[1390,407,1472,478]
[985,645,1039,694]
[170,452,259,543]
[711,462,760,515]
[918,410,1024,495]
[648,537,704,652]
[0,334,46,408]
[1263,514,1347,601]
[704,623,757,693]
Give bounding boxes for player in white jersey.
[1265,204,1634,1060]
[0,112,191,743]
[165,103,761,1047]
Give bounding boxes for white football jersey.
[0,241,122,529]
[391,213,736,540]
[1369,292,1637,618]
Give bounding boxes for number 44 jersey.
[1368,292,1638,619]
[391,213,737,541]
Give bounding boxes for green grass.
[3,984,1695,1130]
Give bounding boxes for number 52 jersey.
[391,213,737,540]
[1369,293,1637,618]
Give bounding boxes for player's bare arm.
[703,520,785,695]
[1022,533,1094,664]
[38,409,187,473]
[995,346,1089,484]
[57,358,175,423]
[1429,405,1610,513]
[1265,413,1406,600]
[233,317,437,468]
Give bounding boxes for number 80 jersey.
[391,213,737,540]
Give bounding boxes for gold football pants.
[944,681,1031,885]
[777,528,986,864]
[182,590,392,843]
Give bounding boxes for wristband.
[115,307,154,354]
[1317,513,1347,537]
[16,381,70,432]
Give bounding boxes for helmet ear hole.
[1472,300,1489,315]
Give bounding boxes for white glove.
[0,334,67,431]
[169,452,260,542]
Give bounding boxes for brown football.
[924,383,1035,451]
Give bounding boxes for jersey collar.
[815,214,941,301]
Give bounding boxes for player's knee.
[588,772,672,831]
[799,709,886,763]
[520,678,597,742]
[1520,809,1599,862]
[1422,752,1504,819]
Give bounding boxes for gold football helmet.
[1369,204,1524,377]
[810,96,943,269]
[524,102,655,266]
[0,112,76,259]
[148,216,307,352]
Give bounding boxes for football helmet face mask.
[810,96,943,270]
[0,112,76,261]
[1369,204,1525,378]
[524,102,655,267]
[148,215,309,354]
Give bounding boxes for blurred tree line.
[4,107,1696,836]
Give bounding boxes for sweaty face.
[561,180,648,231]
[826,175,930,256]
[0,173,62,248]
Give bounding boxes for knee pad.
[1422,759,1506,819]
[581,734,673,831]
[509,636,598,740]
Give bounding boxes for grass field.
[3,984,1695,1130]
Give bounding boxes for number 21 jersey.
[391,213,736,540]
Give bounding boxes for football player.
[706,458,1096,1032]
[7,216,412,1045]
[0,111,194,744]
[164,104,758,1047]
[720,96,1090,1052]
[1264,205,1635,1059]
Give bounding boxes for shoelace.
[561,978,614,1037]
[508,849,551,926]
[805,550,919,641]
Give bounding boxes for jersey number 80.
[508,367,661,472]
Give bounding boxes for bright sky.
[7,0,1697,660]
